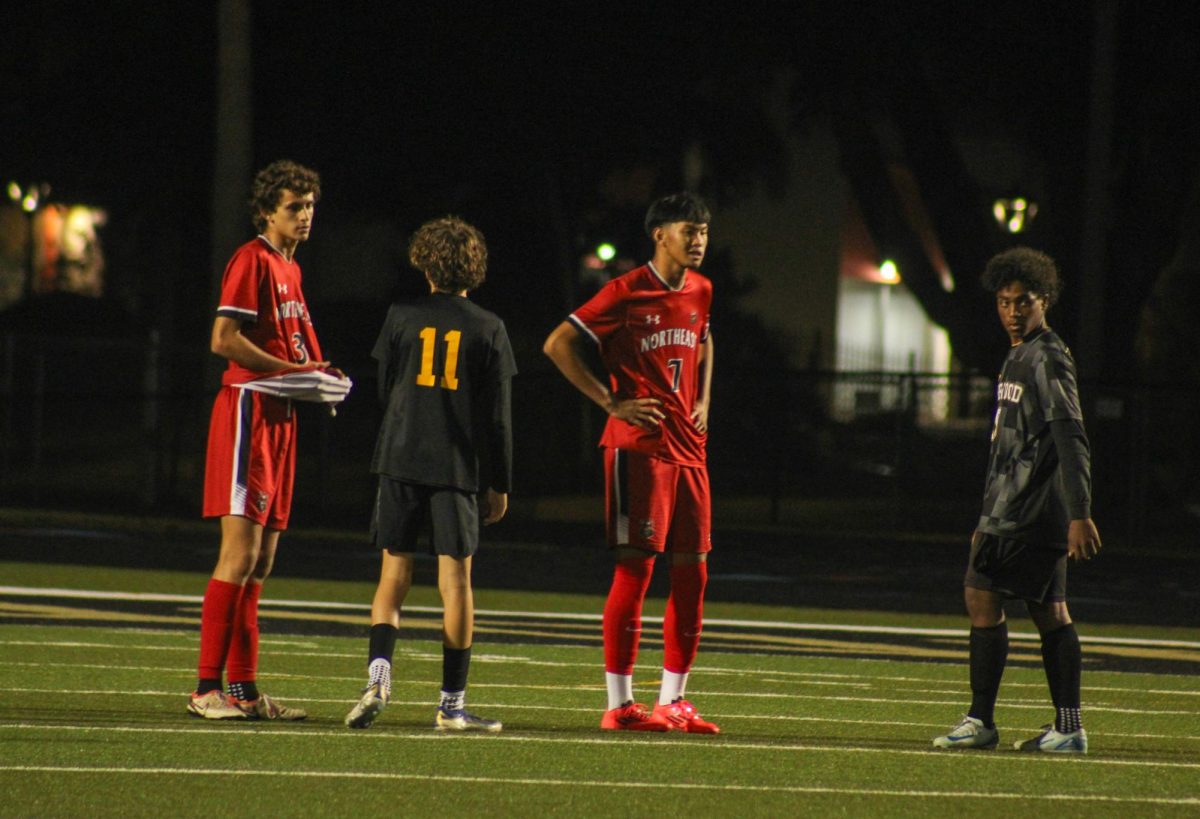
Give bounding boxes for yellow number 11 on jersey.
[417,327,461,390]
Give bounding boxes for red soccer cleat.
[600,701,672,732]
[652,699,720,734]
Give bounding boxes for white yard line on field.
[2,679,1196,717]
[3,585,1198,649]
[1,764,1198,807]
[0,731,1198,774]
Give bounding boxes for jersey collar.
[647,261,687,292]
[257,234,296,262]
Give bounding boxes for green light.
[596,243,617,262]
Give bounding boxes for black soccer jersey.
[371,292,516,493]
[976,326,1091,547]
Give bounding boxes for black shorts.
[964,532,1067,603]
[370,477,479,558]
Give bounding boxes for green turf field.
[1,561,1198,817]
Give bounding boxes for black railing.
[1,332,1195,545]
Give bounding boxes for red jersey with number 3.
[568,262,712,467]
[216,237,323,386]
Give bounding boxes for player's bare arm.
[691,333,714,433]
[542,321,664,430]
[210,315,330,372]
[1067,518,1101,561]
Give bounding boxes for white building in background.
[716,122,955,424]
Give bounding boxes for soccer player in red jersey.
[188,160,349,720]
[543,192,719,733]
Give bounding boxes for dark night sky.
[2,2,1198,376]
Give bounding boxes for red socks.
[663,561,708,673]
[226,581,262,683]
[197,578,243,681]
[602,556,655,674]
[603,557,709,675]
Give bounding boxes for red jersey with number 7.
[568,262,712,467]
[215,237,324,386]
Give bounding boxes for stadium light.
[879,259,900,284]
[596,242,617,262]
[993,197,1038,234]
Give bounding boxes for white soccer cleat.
[435,707,502,732]
[1015,725,1088,753]
[235,692,307,721]
[345,682,389,729]
[187,690,248,720]
[932,715,999,750]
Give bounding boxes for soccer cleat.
[187,690,248,720]
[600,701,672,732]
[235,692,307,721]
[345,683,388,729]
[932,715,999,750]
[435,707,502,732]
[653,698,721,734]
[1015,725,1088,754]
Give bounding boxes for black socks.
[967,622,1009,728]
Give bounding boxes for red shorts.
[202,386,297,529]
[603,448,711,553]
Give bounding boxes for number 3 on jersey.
[290,332,310,365]
[417,327,461,390]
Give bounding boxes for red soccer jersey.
[569,262,712,466]
[215,237,324,386]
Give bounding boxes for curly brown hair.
[408,216,488,293]
[980,246,1062,307]
[249,160,321,232]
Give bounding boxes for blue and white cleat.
[435,707,502,733]
[1015,725,1088,754]
[932,715,999,750]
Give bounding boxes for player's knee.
[964,587,1004,626]
[1028,601,1071,633]
[438,563,472,597]
[214,548,258,583]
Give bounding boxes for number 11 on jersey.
[417,327,461,390]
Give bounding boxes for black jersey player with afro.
[933,247,1101,754]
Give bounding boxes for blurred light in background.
[993,197,1038,233]
[0,182,107,307]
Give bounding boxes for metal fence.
[1,332,1194,543]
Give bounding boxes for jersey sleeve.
[489,320,519,381]
[1036,345,1083,422]
[484,320,516,493]
[568,279,626,345]
[1050,418,1092,519]
[372,307,400,406]
[215,246,261,323]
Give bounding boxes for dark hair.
[249,160,321,232]
[980,246,1061,307]
[408,216,488,293]
[644,192,711,237]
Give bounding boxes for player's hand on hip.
[609,397,664,430]
[1067,518,1101,560]
[483,489,508,525]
